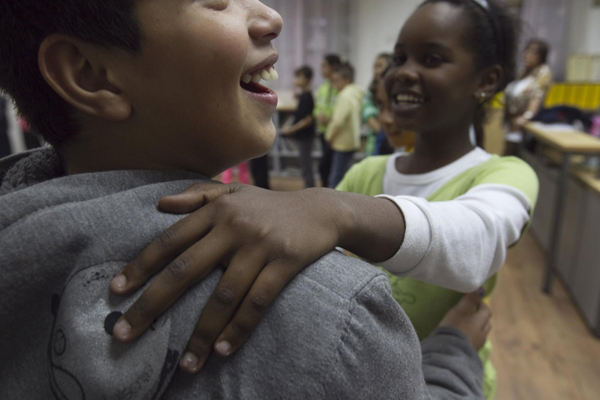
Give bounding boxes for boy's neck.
[60,121,200,176]
[61,133,170,175]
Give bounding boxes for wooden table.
[523,122,600,294]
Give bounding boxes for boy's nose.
[248,1,283,42]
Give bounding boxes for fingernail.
[113,318,132,339]
[112,274,127,290]
[180,352,199,372]
[215,341,232,356]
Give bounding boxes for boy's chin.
[251,124,277,155]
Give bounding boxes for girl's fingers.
[178,248,268,373]
[454,292,483,314]
[212,260,295,358]
[473,301,493,343]
[484,321,493,334]
[110,205,215,295]
[111,231,234,343]
[473,301,492,325]
[158,182,243,215]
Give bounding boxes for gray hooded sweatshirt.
[0,148,484,400]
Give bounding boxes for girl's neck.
[397,124,475,175]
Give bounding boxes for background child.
[363,53,392,156]
[314,54,342,186]
[325,62,363,188]
[374,75,416,153]
[281,66,316,188]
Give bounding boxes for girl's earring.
[479,92,487,104]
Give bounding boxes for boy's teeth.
[242,68,279,85]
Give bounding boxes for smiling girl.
[111,1,538,396]
[334,2,531,396]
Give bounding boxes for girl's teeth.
[271,68,279,80]
[396,94,423,104]
[261,70,272,81]
[252,74,262,84]
[242,74,252,84]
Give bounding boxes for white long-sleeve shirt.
[370,148,535,293]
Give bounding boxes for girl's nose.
[396,67,419,87]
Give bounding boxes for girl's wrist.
[327,191,405,263]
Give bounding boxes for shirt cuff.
[376,196,432,275]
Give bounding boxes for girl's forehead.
[399,3,467,46]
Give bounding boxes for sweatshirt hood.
[0,148,65,196]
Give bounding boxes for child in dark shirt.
[282,66,316,188]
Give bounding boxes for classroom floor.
[266,176,600,400]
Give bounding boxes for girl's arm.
[110,161,536,372]
[378,184,532,292]
[110,184,406,372]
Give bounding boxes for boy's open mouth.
[239,64,279,107]
[240,66,278,94]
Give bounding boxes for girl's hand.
[438,291,492,351]
[108,183,403,373]
[108,183,341,372]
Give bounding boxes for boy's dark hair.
[526,38,550,65]
[323,54,342,68]
[334,63,355,83]
[295,66,314,81]
[0,1,142,147]
[420,0,519,95]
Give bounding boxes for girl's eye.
[393,54,407,66]
[423,54,443,67]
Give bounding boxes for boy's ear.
[38,34,132,122]
[474,64,503,101]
